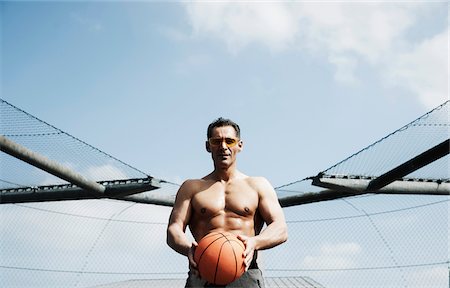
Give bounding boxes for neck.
[212,165,238,182]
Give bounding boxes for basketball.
[194,231,246,285]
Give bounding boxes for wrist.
[251,235,262,251]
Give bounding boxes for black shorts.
[185,268,265,288]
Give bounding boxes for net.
[0,99,150,190]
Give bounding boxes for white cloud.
[33,160,134,187]
[185,2,297,53]
[36,163,130,186]
[302,242,362,269]
[297,3,415,62]
[407,267,448,287]
[85,164,128,180]
[182,2,447,108]
[328,54,359,85]
[386,30,448,109]
[36,161,78,186]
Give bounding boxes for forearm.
[254,221,288,251]
[167,225,192,256]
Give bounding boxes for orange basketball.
[194,231,246,285]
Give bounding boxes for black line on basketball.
[214,238,227,284]
[228,236,239,280]
[197,233,227,265]
[197,233,226,276]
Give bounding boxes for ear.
[237,140,243,152]
[206,141,211,152]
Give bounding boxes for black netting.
[0,99,149,189]
[322,101,449,180]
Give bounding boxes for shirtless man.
[167,117,288,287]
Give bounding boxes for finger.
[190,242,198,256]
[244,248,254,265]
[244,256,252,271]
[189,263,199,276]
[190,262,199,272]
[189,255,198,268]
[236,234,247,242]
[188,252,198,269]
[244,245,254,258]
[237,235,248,257]
[247,254,253,265]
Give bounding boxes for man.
[167,117,288,287]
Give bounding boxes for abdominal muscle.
[189,209,261,242]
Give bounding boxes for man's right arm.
[166,180,194,256]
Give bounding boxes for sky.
[1,1,449,288]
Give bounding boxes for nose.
[220,140,228,149]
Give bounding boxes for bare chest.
[191,182,259,218]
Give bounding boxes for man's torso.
[188,176,264,241]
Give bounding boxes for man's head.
[206,118,243,168]
[207,117,240,140]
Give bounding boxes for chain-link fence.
[1,99,448,287]
[1,194,447,287]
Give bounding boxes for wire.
[12,203,167,224]
[1,261,447,275]
[3,132,63,137]
[341,198,407,287]
[0,265,185,275]
[285,198,449,223]
[0,178,25,187]
[266,261,449,272]
[12,198,448,225]
[74,202,139,287]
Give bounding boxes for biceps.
[259,194,284,224]
[169,200,192,230]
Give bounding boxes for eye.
[209,138,222,146]
[225,138,236,145]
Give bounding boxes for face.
[206,126,243,169]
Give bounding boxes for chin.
[216,161,231,169]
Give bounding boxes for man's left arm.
[238,177,288,268]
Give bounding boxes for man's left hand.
[237,234,256,271]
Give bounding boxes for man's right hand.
[188,241,199,276]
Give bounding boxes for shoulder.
[175,179,203,198]
[178,178,205,191]
[245,176,274,192]
[246,176,271,185]
[177,178,213,193]
[180,178,201,187]
[245,177,281,209]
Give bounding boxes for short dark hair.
[207,117,241,139]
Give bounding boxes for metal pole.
[366,139,450,191]
[278,177,449,207]
[0,135,105,195]
[314,177,450,195]
[279,189,363,207]
[118,193,175,207]
[0,177,161,204]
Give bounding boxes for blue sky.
[3,1,447,186]
[1,1,448,287]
